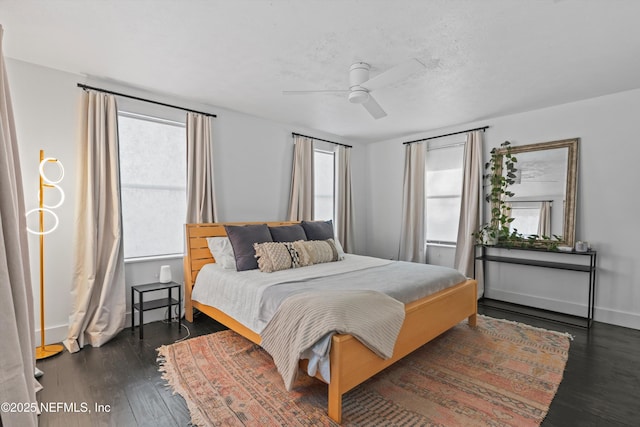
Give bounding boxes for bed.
[184,221,478,423]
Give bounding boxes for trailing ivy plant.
[474,141,517,244]
[500,230,563,251]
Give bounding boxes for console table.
[475,245,597,328]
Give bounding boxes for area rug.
[157,315,570,426]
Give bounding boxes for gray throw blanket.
[260,289,405,390]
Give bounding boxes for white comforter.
[191,254,466,334]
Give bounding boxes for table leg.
[131,288,134,332]
[139,295,144,339]
[167,289,172,328]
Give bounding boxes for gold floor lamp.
[26,149,65,359]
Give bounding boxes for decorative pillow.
[301,239,339,264]
[205,237,237,270]
[333,238,346,260]
[224,224,273,271]
[253,240,312,273]
[269,224,308,242]
[301,220,334,241]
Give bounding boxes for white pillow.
[333,238,346,260]
[206,237,237,270]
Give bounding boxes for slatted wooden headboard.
[183,221,299,321]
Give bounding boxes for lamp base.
[35,344,64,360]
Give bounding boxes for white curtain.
[398,142,426,263]
[0,25,39,427]
[335,145,355,252]
[454,131,483,290]
[288,135,314,221]
[65,91,126,353]
[186,112,217,223]
[538,201,551,237]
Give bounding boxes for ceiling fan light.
[348,89,369,104]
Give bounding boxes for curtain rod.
[292,132,352,148]
[77,83,217,118]
[402,126,489,145]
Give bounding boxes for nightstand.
[131,281,182,339]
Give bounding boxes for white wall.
[7,58,365,345]
[365,88,640,330]
[9,60,80,345]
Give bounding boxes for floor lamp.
[26,150,65,359]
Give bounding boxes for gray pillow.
[301,220,334,241]
[269,224,308,242]
[224,224,273,271]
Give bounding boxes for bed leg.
[327,381,342,423]
[183,255,194,323]
[468,313,477,327]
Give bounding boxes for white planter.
[483,230,499,246]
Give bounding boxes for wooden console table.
[475,246,597,328]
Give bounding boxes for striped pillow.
[301,239,339,265]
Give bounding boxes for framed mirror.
[496,138,579,247]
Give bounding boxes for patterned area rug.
[158,315,570,426]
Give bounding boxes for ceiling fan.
[283,58,426,119]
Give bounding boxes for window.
[508,202,542,236]
[313,149,335,222]
[118,112,186,259]
[425,144,464,245]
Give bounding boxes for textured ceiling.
[2,0,640,143]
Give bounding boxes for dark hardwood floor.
[35,311,225,427]
[33,305,640,426]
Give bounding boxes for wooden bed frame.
[184,222,478,423]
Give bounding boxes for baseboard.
[485,289,587,317]
[485,289,640,330]
[35,324,69,347]
[594,307,640,330]
[36,309,179,347]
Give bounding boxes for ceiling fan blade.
[360,58,426,91]
[362,94,387,119]
[282,90,349,95]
